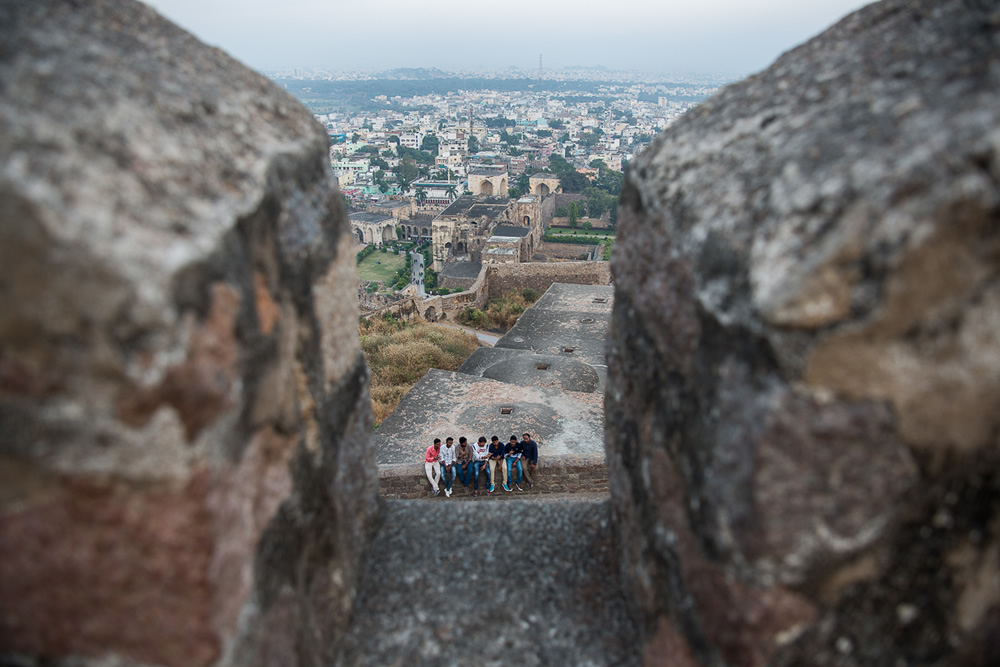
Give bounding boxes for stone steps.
[377,454,610,500]
[335,499,639,665]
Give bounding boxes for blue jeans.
[440,463,456,490]
[506,458,523,485]
[455,462,473,487]
[472,461,490,489]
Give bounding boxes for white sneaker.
[434,487,440,495]
[445,487,452,497]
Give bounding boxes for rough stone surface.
[337,499,638,666]
[606,0,1000,665]
[371,368,605,464]
[0,1,376,665]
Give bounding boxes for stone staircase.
[336,499,639,665]
[377,454,610,500]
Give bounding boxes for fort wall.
[362,261,610,322]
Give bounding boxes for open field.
[357,250,406,284]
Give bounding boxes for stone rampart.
[362,261,610,322]
[378,454,608,499]
[0,2,377,665]
[607,0,1000,664]
[535,241,601,261]
[485,261,610,300]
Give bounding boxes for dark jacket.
[488,442,505,460]
[520,438,538,465]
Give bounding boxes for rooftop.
[493,225,530,238]
[468,165,508,176]
[371,200,410,210]
[439,261,483,279]
[493,283,614,367]
[349,211,395,224]
[439,196,512,220]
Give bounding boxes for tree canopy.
[420,134,439,155]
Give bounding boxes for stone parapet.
[378,454,609,499]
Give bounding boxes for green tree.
[415,186,427,206]
[589,159,609,170]
[586,195,607,219]
[388,135,400,145]
[579,129,603,147]
[559,171,589,193]
[395,159,418,189]
[445,184,457,201]
[516,172,530,192]
[351,132,361,143]
[508,187,520,199]
[548,154,573,174]
[569,202,580,228]
[467,135,479,153]
[420,134,439,155]
[582,221,593,230]
[595,168,624,196]
[559,132,570,143]
[548,119,565,129]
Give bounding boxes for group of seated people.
[423,432,539,497]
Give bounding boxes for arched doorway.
[355,228,364,244]
[424,306,437,322]
[382,225,393,243]
[480,181,493,196]
[523,215,530,225]
[536,183,550,196]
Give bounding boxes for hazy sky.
[142,0,871,76]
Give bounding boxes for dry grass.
[456,287,541,332]
[360,315,479,425]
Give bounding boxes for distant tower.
[538,54,543,80]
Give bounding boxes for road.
[433,321,500,347]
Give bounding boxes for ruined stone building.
[529,172,561,197]
[2,1,998,666]
[467,164,508,196]
[364,198,415,221]
[348,211,397,245]
[429,194,544,271]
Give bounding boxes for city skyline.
[143,0,870,77]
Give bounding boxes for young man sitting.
[424,438,442,495]
[486,435,507,494]
[471,436,490,497]
[439,436,458,497]
[504,435,524,492]
[455,436,474,491]
[520,432,539,489]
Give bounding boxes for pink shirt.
[424,445,440,463]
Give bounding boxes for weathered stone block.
[0,1,376,665]
[606,0,1000,665]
